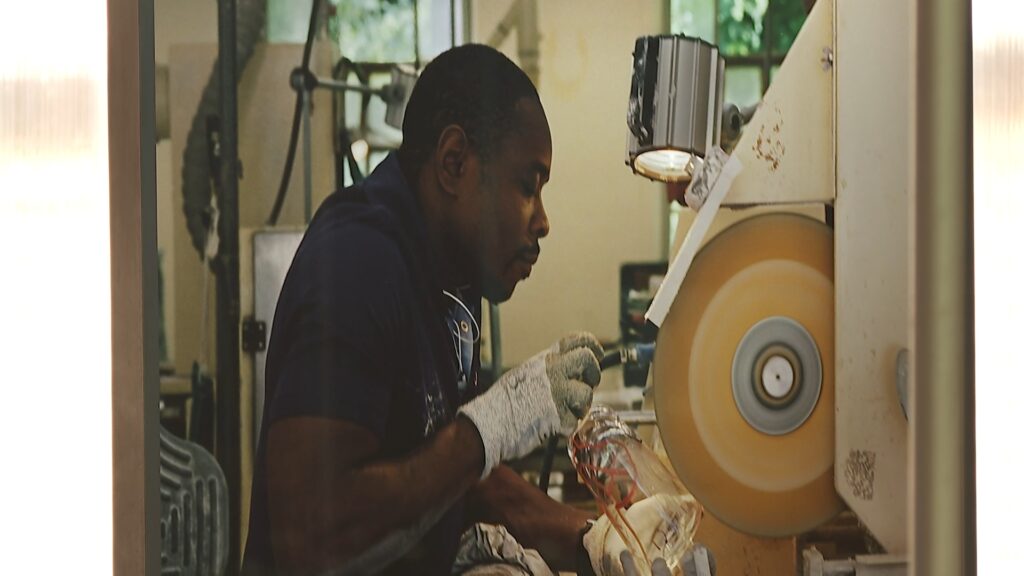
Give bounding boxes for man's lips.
[518,247,540,265]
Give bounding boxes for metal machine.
[637,1,914,573]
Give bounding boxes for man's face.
[464,98,552,303]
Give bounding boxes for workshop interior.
[10,0,1024,573]
[150,1,962,574]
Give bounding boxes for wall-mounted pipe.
[485,0,540,86]
[516,0,539,85]
[911,0,975,574]
[215,0,243,571]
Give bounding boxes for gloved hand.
[583,494,695,576]
[620,553,671,576]
[459,332,603,478]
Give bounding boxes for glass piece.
[717,0,768,56]
[768,0,808,55]
[724,66,763,108]
[670,0,716,42]
[570,406,702,575]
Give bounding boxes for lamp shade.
[626,34,725,183]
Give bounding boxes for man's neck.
[410,164,469,292]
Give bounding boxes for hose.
[266,0,323,226]
[180,0,266,258]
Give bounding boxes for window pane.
[267,0,315,43]
[671,0,715,42]
[417,0,466,61]
[724,66,763,107]
[768,0,808,54]
[329,0,417,63]
[718,0,768,56]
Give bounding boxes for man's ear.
[434,124,471,197]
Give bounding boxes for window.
[671,0,808,108]
[266,1,467,183]
[327,0,467,182]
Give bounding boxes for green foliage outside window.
[327,0,416,63]
[671,0,716,41]
[694,0,808,58]
[717,0,768,56]
[769,0,807,54]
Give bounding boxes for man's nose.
[532,198,550,239]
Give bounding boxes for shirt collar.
[361,153,463,295]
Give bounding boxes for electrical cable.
[180,0,265,257]
[267,0,323,226]
[539,435,559,494]
[330,58,370,187]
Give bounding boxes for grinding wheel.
[653,213,843,537]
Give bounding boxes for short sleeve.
[265,223,412,440]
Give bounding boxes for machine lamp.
[626,34,725,183]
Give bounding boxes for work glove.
[612,549,715,576]
[459,332,603,478]
[583,494,698,576]
[620,553,671,576]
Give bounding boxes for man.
[242,44,664,576]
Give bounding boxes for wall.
[155,0,219,366]
[471,0,669,365]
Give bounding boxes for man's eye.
[521,182,536,197]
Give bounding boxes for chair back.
[160,426,229,576]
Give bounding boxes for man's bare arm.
[265,332,603,575]
[465,464,594,572]
[266,415,484,575]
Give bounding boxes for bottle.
[570,405,702,575]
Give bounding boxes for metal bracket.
[802,548,907,576]
[241,317,266,353]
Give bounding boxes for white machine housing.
[683,0,912,558]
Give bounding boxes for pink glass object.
[569,406,702,575]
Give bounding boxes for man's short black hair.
[399,44,541,170]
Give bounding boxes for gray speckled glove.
[621,553,671,576]
[459,332,603,478]
[584,494,701,576]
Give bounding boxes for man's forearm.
[268,416,486,574]
[465,465,594,572]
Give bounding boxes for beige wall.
[155,0,219,366]
[472,0,669,365]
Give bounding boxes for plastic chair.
[160,426,229,576]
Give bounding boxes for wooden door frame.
[109,0,160,573]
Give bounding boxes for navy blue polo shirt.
[242,154,481,576]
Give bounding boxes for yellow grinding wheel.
[653,213,843,537]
